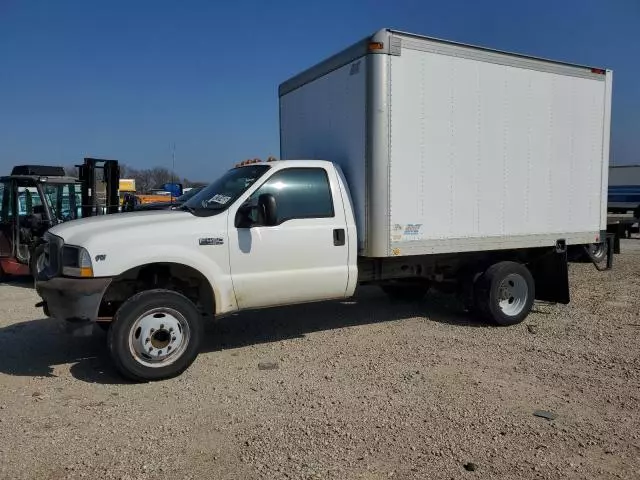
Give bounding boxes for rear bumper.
[36,276,112,322]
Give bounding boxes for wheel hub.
[129,308,189,367]
[497,273,528,317]
[150,329,171,349]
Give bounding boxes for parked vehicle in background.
[1,166,83,278]
[0,159,120,279]
[121,183,185,211]
[119,178,136,195]
[35,28,612,381]
[603,164,640,252]
[133,186,205,211]
[608,165,640,219]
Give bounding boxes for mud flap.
[606,224,623,254]
[528,242,570,305]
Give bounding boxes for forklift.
[0,158,119,279]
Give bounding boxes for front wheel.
[475,261,535,326]
[108,289,203,382]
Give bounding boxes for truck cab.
[36,160,358,381]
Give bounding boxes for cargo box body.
[279,29,612,258]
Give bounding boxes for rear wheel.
[475,262,534,326]
[587,242,606,264]
[108,289,203,382]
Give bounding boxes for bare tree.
[119,164,135,178]
[134,169,154,193]
[64,165,77,177]
[149,167,174,189]
[87,162,198,193]
[183,177,208,188]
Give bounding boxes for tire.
[108,289,203,382]
[381,283,429,302]
[475,261,535,326]
[587,242,606,264]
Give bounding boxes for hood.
[49,210,195,246]
[47,209,230,279]
[135,201,180,211]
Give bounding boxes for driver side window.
[248,168,334,225]
[17,187,41,216]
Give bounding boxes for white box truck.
[35,29,612,381]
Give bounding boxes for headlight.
[62,246,94,278]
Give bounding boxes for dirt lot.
[0,241,639,480]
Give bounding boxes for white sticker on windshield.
[209,194,231,205]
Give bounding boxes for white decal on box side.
[391,224,424,241]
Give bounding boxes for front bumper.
[36,276,112,322]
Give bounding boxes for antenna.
[171,142,176,179]
[171,142,176,199]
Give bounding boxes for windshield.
[176,186,204,203]
[42,183,83,222]
[184,165,270,214]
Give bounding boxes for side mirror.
[258,193,278,226]
[234,203,254,229]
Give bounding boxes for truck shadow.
[0,288,489,385]
[202,289,487,353]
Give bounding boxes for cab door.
[228,166,349,309]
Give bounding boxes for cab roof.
[11,165,66,176]
[1,174,81,184]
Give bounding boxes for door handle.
[333,228,345,246]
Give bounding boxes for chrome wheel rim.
[590,243,605,258]
[128,308,190,368]
[497,273,528,317]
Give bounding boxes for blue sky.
[1,0,638,180]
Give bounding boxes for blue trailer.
[608,165,640,215]
[607,165,639,248]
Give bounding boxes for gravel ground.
[0,240,639,480]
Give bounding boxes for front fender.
[91,244,237,315]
